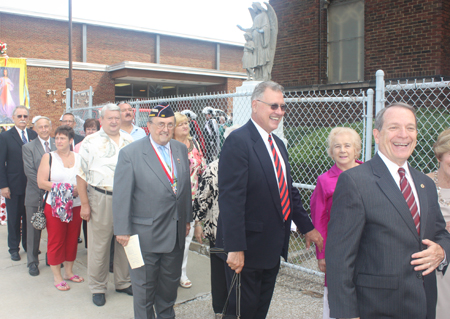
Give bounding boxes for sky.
[1,0,259,43]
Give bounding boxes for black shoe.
[29,263,39,276]
[116,285,133,296]
[92,293,106,306]
[78,237,82,244]
[10,252,20,261]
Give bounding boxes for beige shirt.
[76,128,134,191]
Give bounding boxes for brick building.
[0,8,245,125]
[270,0,450,90]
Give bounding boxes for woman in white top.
[37,125,83,291]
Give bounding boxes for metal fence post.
[375,70,385,115]
[135,100,140,126]
[66,88,71,112]
[88,86,93,118]
[365,88,374,161]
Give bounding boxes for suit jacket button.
[416,273,422,279]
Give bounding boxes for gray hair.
[224,124,241,139]
[374,102,417,131]
[12,106,29,116]
[251,81,284,102]
[100,103,121,118]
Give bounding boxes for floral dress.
[188,139,207,201]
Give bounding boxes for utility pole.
[66,0,73,107]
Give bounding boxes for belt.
[92,186,113,196]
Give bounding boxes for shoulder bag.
[31,153,52,230]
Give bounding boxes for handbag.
[31,153,52,230]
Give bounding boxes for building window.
[327,0,364,83]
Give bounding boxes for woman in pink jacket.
[310,127,362,319]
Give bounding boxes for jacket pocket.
[356,273,398,290]
[131,216,154,226]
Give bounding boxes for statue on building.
[238,2,278,81]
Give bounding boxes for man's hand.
[186,222,191,237]
[116,235,130,247]
[226,251,245,274]
[318,258,326,273]
[411,239,445,275]
[1,187,10,199]
[305,228,324,252]
[80,204,91,222]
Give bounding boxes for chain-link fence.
[66,71,450,277]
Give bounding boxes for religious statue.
[238,2,278,81]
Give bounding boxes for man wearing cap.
[118,102,147,141]
[76,103,134,307]
[113,103,193,318]
[22,116,55,276]
[0,106,37,261]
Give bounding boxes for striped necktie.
[398,168,420,234]
[268,135,291,220]
[44,141,51,153]
[21,130,28,144]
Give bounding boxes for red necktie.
[398,168,420,234]
[268,135,291,220]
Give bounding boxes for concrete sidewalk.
[0,224,212,319]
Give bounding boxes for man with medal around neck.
[113,103,193,319]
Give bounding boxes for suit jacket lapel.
[50,137,56,151]
[248,121,284,219]
[142,137,175,195]
[10,127,23,147]
[170,140,183,197]
[35,139,45,158]
[372,154,420,241]
[410,166,428,238]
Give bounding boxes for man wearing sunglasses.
[216,81,323,318]
[0,106,37,261]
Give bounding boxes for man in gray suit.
[113,103,192,319]
[23,116,55,276]
[326,102,450,319]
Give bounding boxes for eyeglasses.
[257,99,287,112]
[151,122,174,129]
[16,115,29,119]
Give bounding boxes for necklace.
[433,171,450,206]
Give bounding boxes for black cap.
[149,103,175,118]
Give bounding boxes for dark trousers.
[130,236,184,319]
[5,194,26,254]
[210,241,228,314]
[224,259,280,319]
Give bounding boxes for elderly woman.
[37,125,83,291]
[427,129,450,319]
[310,127,362,319]
[74,118,100,153]
[173,112,207,288]
[193,124,240,317]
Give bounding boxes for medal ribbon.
[151,142,175,185]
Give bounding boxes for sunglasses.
[257,99,287,112]
[16,115,29,119]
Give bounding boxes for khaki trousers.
[87,186,130,293]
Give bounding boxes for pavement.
[0,224,212,319]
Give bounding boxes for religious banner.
[0,58,29,126]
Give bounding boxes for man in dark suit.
[0,106,38,261]
[216,81,323,318]
[326,102,450,319]
[61,112,84,146]
[113,104,193,318]
[22,116,55,276]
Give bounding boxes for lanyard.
[151,143,175,185]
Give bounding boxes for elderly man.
[60,112,84,147]
[113,103,192,319]
[118,102,147,141]
[76,104,134,307]
[326,102,450,319]
[216,81,323,318]
[22,116,55,276]
[0,106,37,261]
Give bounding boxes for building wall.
[27,67,114,128]
[271,0,450,88]
[160,36,216,69]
